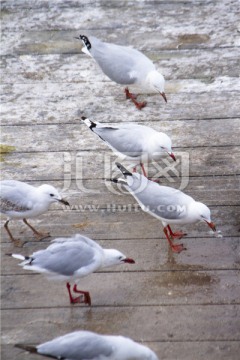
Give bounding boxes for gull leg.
[167,225,187,239]
[23,218,50,240]
[140,163,147,177]
[66,282,84,304]
[163,226,186,253]
[124,88,147,110]
[73,284,91,306]
[140,163,161,183]
[4,220,24,247]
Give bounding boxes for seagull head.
[194,202,216,231]
[38,184,69,206]
[103,249,135,268]
[156,133,176,161]
[147,70,167,103]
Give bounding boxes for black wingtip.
[15,344,37,353]
[106,178,119,183]
[79,34,91,50]
[115,162,132,176]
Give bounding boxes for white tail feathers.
[11,254,26,260]
[82,117,92,127]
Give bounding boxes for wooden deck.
[1,0,240,359]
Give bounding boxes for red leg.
[124,88,147,110]
[163,226,186,253]
[23,218,50,240]
[73,284,91,306]
[140,163,147,177]
[132,166,137,173]
[167,225,187,239]
[66,282,84,304]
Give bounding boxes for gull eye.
[50,193,54,197]
[118,256,123,260]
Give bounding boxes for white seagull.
[76,34,167,110]
[113,163,216,253]
[7,234,135,305]
[0,180,69,246]
[16,330,159,360]
[82,116,175,177]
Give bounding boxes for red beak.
[169,152,176,161]
[206,221,216,232]
[160,92,167,103]
[123,258,135,264]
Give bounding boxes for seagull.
[75,34,167,110]
[0,180,69,247]
[15,330,159,360]
[82,116,175,177]
[112,163,216,253]
[7,234,135,305]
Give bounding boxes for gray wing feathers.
[89,36,151,84]
[93,126,145,157]
[38,331,113,359]
[30,242,98,276]
[127,178,191,220]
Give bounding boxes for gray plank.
[1,119,240,151]
[1,1,239,54]
[1,83,239,126]
[1,48,240,84]
[1,148,239,181]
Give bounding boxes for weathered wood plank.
[2,236,239,274]
[0,205,239,241]
[1,270,240,308]
[1,1,239,53]
[1,177,238,207]
[1,48,240,84]
[1,305,240,343]
[2,341,240,360]
[1,148,239,182]
[1,119,240,151]
[1,83,239,126]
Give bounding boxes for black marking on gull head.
[79,35,91,50]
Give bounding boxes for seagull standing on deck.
[16,330,159,360]
[82,116,175,177]
[112,163,216,253]
[7,234,135,305]
[0,180,69,246]
[75,34,167,109]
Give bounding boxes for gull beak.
[123,258,135,264]
[206,221,216,232]
[160,92,167,103]
[74,36,80,40]
[58,198,70,206]
[168,152,176,161]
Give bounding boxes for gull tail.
[15,344,37,353]
[116,162,133,177]
[76,34,92,57]
[106,177,127,185]
[6,253,34,266]
[81,116,97,131]
[6,253,26,261]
